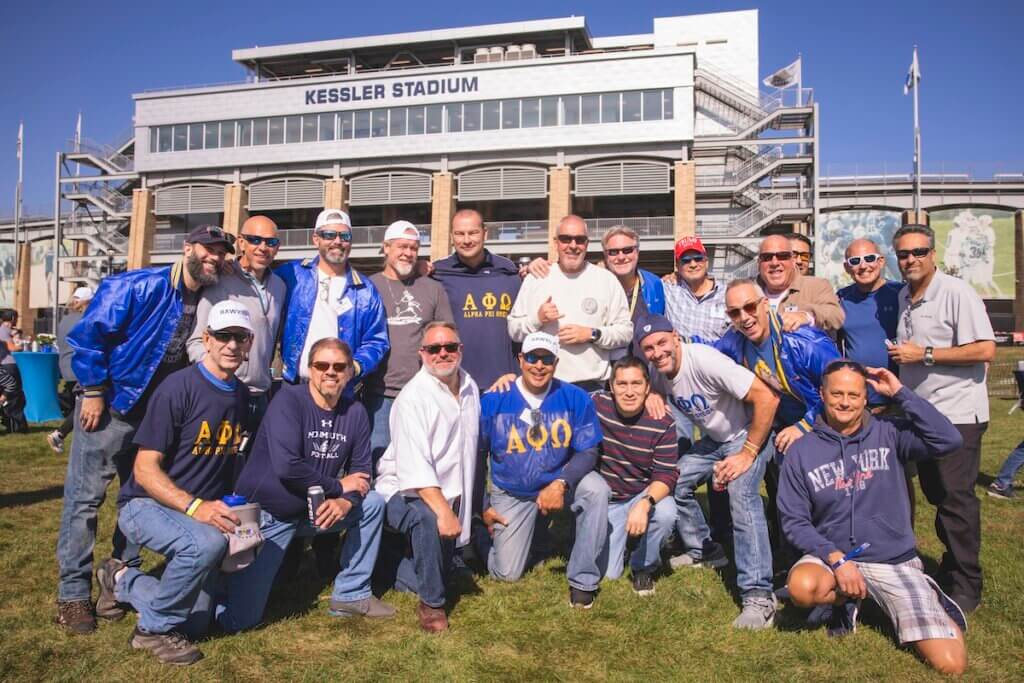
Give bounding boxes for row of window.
[149,89,674,153]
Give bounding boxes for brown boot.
[55,599,96,635]
[416,601,448,632]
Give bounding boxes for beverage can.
[307,486,326,525]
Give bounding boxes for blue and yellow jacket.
[68,262,189,414]
[275,257,389,385]
[638,269,666,316]
[713,311,839,434]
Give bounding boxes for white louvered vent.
[574,161,670,197]
[457,166,547,201]
[349,172,432,206]
[248,178,325,210]
[154,184,224,215]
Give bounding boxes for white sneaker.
[47,430,64,454]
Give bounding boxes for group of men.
[51,206,992,674]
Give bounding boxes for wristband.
[185,498,203,517]
[742,440,759,456]
[829,557,847,571]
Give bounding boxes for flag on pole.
[904,48,920,95]
[16,122,23,161]
[75,112,82,151]
[763,58,802,88]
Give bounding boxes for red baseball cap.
[674,236,706,260]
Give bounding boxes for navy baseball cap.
[633,313,674,348]
[185,224,235,254]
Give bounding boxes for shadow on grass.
[370,530,483,614]
[0,484,64,508]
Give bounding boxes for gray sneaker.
[95,558,126,620]
[732,595,777,630]
[669,542,729,570]
[130,626,203,665]
[328,596,396,618]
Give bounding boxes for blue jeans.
[115,498,227,637]
[994,439,1024,489]
[56,406,140,602]
[674,433,773,597]
[603,492,677,579]
[383,495,456,608]
[216,492,385,632]
[363,393,393,472]
[671,404,732,543]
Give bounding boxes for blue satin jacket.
[638,269,666,316]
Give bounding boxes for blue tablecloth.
[13,352,63,423]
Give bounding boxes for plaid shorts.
[794,554,961,643]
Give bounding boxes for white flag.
[903,48,920,95]
[75,112,82,149]
[16,122,23,161]
[763,58,801,89]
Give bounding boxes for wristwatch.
[644,494,657,508]
[591,327,602,342]
[923,346,935,366]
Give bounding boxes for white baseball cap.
[383,220,422,243]
[521,332,559,357]
[72,286,94,301]
[207,301,253,333]
[315,209,351,230]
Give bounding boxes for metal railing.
[696,192,811,238]
[696,146,783,188]
[67,137,135,172]
[153,223,432,253]
[821,162,1024,186]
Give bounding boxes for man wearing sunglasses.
[889,224,995,614]
[96,302,253,665]
[56,224,231,635]
[276,209,388,396]
[223,337,391,631]
[601,226,664,321]
[664,236,731,342]
[374,322,479,632]
[756,234,844,335]
[508,215,632,392]
[787,233,814,276]
[187,216,286,426]
[476,332,607,609]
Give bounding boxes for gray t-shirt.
[897,270,994,424]
[368,273,454,398]
[0,323,13,365]
[668,342,755,443]
[58,311,84,381]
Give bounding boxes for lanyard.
[628,277,641,317]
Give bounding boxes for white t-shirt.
[299,272,348,379]
[766,289,788,311]
[668,343,756,443]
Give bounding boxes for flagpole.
[912,46,921,215]
[14,122,23,274]
[796,53,802,107]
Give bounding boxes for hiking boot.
[47,430,65,454]
[95,558,126,621]
[569,587,597,609]
[129,626,203,665]
[416,601,448,633]
[986,482,1016,500]
[732,595,777,630]
[669,541,729,569]
[328,596,396,619]
[826,600,859,638]
[55,599,95,635]
[631,571,656,597]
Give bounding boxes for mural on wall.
[815,210,903,290]
[0,243,16,308]
[30,240,72,309]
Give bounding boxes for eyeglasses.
[528,409,543,442]
[556,234,589,246]
[678,254,706,265]
[311,360,350,373]
[895,247,932,261]
[725,298,764,320]
[316,229,353,242]
[605,246,636,257]
[845,253,881,267]
[758,251,793,263]
[523,351,557,366]
[209,330,251,344]
[421,342,462,355]
[240,234,281,248]
[792,251,811,263]
[823,359,868,378]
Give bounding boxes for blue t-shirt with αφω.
[838,281,903,406]
[119,363,249,506]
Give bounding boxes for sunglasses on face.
[896,247,932,261]
[523,351,557,366]
[240,234,281,248]
[311,360,350,373]
[678,254,706,265]
[845,253,881,267]
[421,342,462,355]
[793,251,811,262]
[758,251,793,263]
[209,330,250,344]
[605,246,636,257]
[316,229,353,242]
[725,298,763,320]
[556,234,589,246]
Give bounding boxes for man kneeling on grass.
[95,302,252,665]
[780,361,968,675]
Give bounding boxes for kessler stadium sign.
[304,76,479,105]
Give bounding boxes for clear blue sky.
[2,0,1021,216]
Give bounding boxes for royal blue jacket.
[778,387,961,564]
[638,269,666,316]
[68,262,188,414]
[714,311,839,434]
[275,257,389,385]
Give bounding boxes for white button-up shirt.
[374,366,480,546]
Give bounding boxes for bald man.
[188,215,287,424]
[756,234,843,334]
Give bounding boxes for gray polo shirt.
[896,270,994,424]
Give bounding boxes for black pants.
[918,421,986,608]
[1,364,28,434]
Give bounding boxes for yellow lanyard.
[628,277,641,317]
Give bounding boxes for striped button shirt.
[593,392,678,501]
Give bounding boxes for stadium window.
[204,122,219,149]
[521,98,540,128]
[158,126,172,153]
[463,102,481,131]
[371,110,388,137]
[426,105,443,134]
[408,106,425,135]
[642,90,662,121]
[149,128,158,154]
[354,110,371,139]
[482,101,500,130]
[581,94,600,124]
[563,95,580,125]
[238,120,253,146]
[188,123,203,150]
[447,102,463,133]
[663,89,674,119]
[284,116,301,143]
[338,111,354,139]
[173,125,188,151]
[253,118,269,145]
[601,93,621,123]
[220,121,235,148]
[501,99,520,129]
[390,108,408,136]
[540,97,559,126]
[622,91,642,122]
[318,113,335,141]
[302,115,318,142]
[268,117,285,144]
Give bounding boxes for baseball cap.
[315,209,351,230]
[674,236,706,260]
[383,220,422,243]
[632,313,674,349]
[207,301,253,333]
[186,225,235,254]
[71,286,94,301]
[521,331,559,357]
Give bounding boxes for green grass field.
[2,386,1023,681]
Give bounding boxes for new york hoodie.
[778,387,962,565]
